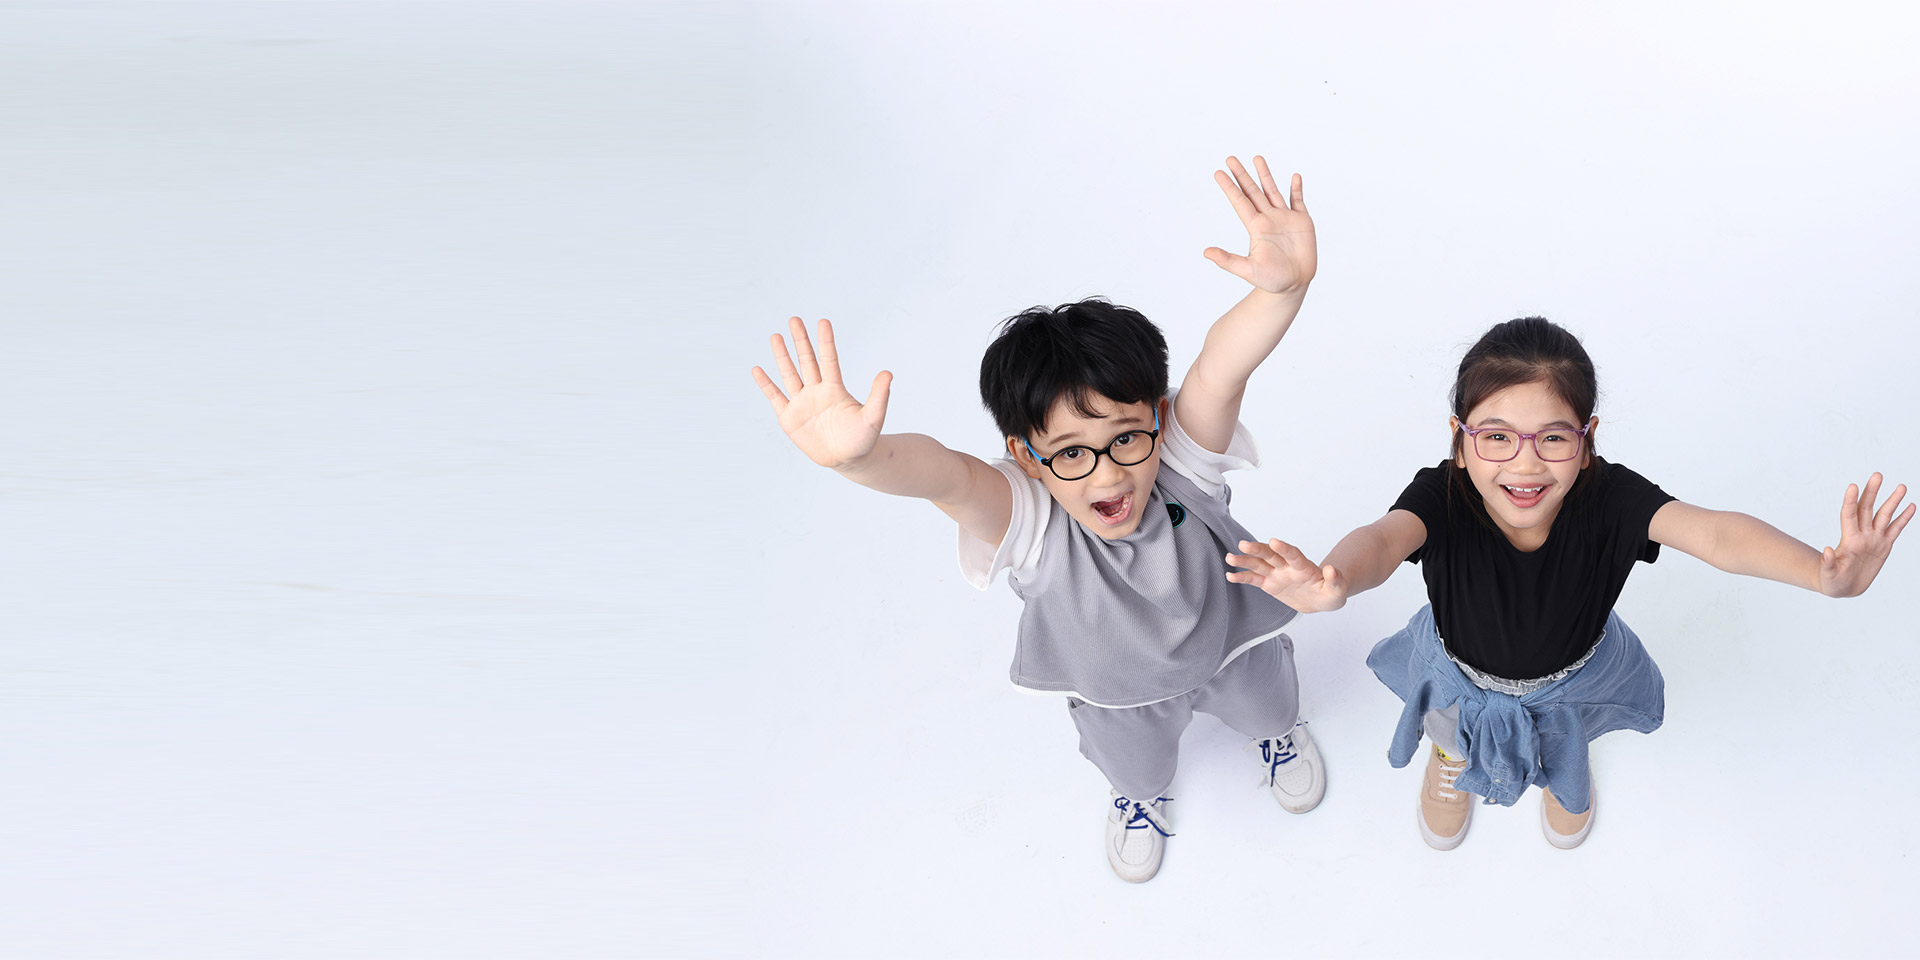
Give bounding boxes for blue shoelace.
[1260,734,1298,782]
[1113,795,1174,837]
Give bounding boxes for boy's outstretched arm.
[1175,154,1318,453]
[1226,510,1427,612]
[1649,473,1913,597]
[752,317,1013,547]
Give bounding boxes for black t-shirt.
[1391,457,1676,680]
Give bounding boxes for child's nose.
[1090,451,1129,484]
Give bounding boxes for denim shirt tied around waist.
[1366,605,1665,812]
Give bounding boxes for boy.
[752,157,1320,883]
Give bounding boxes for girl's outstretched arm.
[1227,509,1426,612]
[753,317,1014,548]
[1649,473,1913,597]
[1176,155,1316,453]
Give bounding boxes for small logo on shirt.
[1165,502,1186,527]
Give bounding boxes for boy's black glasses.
[1023,409,1161,481]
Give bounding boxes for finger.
[1264,537,1315,570]
[770,330,804,395]
[790,316,822,385]
[814,318,847,385]
[862,370,893,431]
[1860,473,1886,531]
[1204,246,1254,282]
[1225,565,1276,587]
[1887,502,1917,543]
[750,365,790,413]
[1321,564,1344,590]
[1289,172,1307,215]
[1253,156,1283,209]
[1225,552,1277,579]
[1235,539,1278,561]
[1226,156,1267,211]
[1839,483,1861,539]
[1873,482,1908,530]
[1213,168,1258,222]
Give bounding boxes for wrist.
[1257,280,1311,298]
[832,447,881,476]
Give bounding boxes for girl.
[1226,317,1911,849]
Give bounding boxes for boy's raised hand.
[752,317,893,470]
[1226,537,1348,612]
[1817,472,1913,598]
[1203,155,1316,295]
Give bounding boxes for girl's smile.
[1453,381,1595,551]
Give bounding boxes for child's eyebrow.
[1476,416,1579,429]
[1043,414,1147,446]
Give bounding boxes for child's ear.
[1449,416,1465,469]
[1581,417,1599,469]
[1008,436,1045,481]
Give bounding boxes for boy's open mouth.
[1500,483,1549,509]
[1091,493,1133,526]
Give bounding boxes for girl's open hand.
[1226,537,1347,612]
[752,317,892,470]
[1203,155,1316,295]
[1818,472,1914,597]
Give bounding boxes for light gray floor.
[5,3,1917,957]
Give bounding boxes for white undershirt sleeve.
[957,459,1051,590]
[1157,388,1260,502]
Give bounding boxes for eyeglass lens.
[1048,431,1156,480]
[1472,429,1583,462]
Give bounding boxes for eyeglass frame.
[1022,408,1162,481]
[1456,420,1592,463]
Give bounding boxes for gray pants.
[1066,634,1300,801]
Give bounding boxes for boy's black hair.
[979,298,1170,440]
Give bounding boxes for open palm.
[751,317,892,470]
[1203,155,1317,295]
[1818,473,1913,598]
[1225,537,1348,612]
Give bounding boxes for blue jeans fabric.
[1366,605,1665,813]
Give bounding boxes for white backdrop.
[4,2,1916,958]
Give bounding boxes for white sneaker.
[1252,722,1326,814]
[1104,791,1173,883]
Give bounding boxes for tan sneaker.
[1541,781,1595,849]
[1416,744,1472,851]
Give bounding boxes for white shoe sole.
[1416,800,1471,851]
[1541,784,1595,850]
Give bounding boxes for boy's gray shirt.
[960,399,1297,708]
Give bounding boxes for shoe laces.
[1113,795,1174,837]
[1250,726,1303,787]
[1434,750,1467,800]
